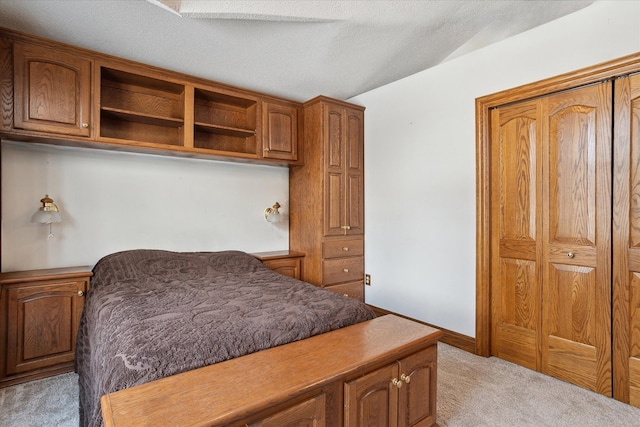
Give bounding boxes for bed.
[75,249,376,427]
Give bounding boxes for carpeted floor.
[0,371,78,427]
[437,343,640,426]
[2,342,640,426]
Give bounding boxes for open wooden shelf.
[193,88,258,155]
[1,28,301,165]
[99,67,185,147]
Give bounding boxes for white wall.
[351,0,640,337]
[1,141,290,271]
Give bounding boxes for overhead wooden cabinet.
[290,96,365,300]
[262,98,300,162]
[479,54,640,406]
[13,40,91,137]
[0,27,301,166]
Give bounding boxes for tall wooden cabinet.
[290,96,365,301]
[478,54,640,407]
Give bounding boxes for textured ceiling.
[0,0,594,102]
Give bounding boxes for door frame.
[475,52,640,361]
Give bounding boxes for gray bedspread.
[75,249,375,427]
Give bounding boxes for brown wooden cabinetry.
[13,40,91,137]
[100,315,442,427]
[290,96,365,300]
[249,394,326,426]
[0,27,300,165]
[98,65,185,147]
[262,98,300,162]
[252,250,305,280]
[344,345,437,427]
[193,87,258,156]
[0,266,92,388]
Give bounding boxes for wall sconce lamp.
[31,194,62,239]
[264,202,282,223]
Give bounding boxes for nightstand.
[0,266,92,387]
[252,250,305,280]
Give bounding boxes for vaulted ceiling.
[0,0,594,101]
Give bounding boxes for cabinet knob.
[343,293,349,297]
[343,268,349,273]
[341,225,351,230]
[81,123,89,128]
[567,252,575,259]
[401,374,411,384]
[391,378,403,389]
[78,290,84,296]
[342,247,349,252]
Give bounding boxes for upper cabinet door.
[262,98,299,161]
[324,103,364,237]
[325,104,347,236]
[345,108,364,236]
[13,41,91,137]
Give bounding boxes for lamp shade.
[31,195,62,224]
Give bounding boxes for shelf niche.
[193,88,257,155]
[99,67,185,147]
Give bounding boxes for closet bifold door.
[489,99,543,372]
[540,82,612,396]
[613,72,640,407]
[490,82,613,396]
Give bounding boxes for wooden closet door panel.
[325,106,345,236]
[345,109,364,235]
[490,100,542,370]
[541,82,612,396]
[326,171,345,235]
[613,72,640,406]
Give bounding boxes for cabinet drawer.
[325,282,364,301]
[323,257,364,285]
[323,238,363,259]
[262,257,302,280]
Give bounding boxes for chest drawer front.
[323,238,364,259]
[323,256,364,285]
[325,282,364,301]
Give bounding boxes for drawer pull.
[343,268,349,273]
[343,293,349,297]
[341,225,351,230]
[342,247,349,252]
[567,252,575,258]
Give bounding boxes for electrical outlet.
[365,274,371,286]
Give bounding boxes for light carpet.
[437,343,640,426]
[2,342,640,426]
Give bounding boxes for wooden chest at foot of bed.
[101,314,443,427]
